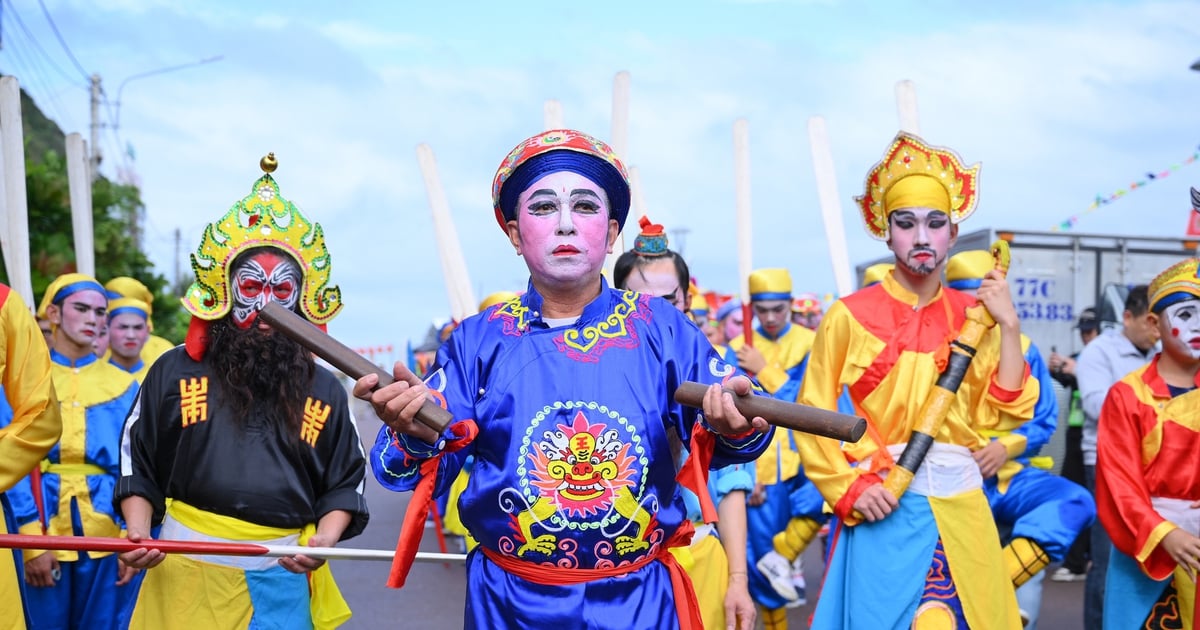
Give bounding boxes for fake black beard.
[207,317,315,435]
[901,250,944,276]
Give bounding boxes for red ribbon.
[386,420,478,589]
[675,423,718,525]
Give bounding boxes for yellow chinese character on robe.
[300,397,331,447]
[179,377,209,427]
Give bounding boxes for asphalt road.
[336,403,1088,629]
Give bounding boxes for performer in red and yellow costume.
[1097,257,1200,629]
[795,132,1037,629]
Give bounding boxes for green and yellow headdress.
[856,132,980,241]
[182,154,342,324]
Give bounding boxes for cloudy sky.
[4,0,1199,354]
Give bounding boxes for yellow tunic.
[0,289,62,628]
[728,324,815,485]
[797,273,1037,629]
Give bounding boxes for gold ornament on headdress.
[182,153,342,324]
[856,132,980,241]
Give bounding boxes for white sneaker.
[1050,566,1087,582]
[756,550,801,602]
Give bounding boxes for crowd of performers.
[0,127,1197,630]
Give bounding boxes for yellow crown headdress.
[1148,258,1200,314]
[182,154,342,324]
[856,132,980,241]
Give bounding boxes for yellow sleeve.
[755,364,789,394]
[969,328,1039,430]
[0,292,62,494]
[796,303,864,506]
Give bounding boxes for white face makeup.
[1163,299,1200,360]
[507,171,616,288]
[624,258,685,312]
[888,207,954,276]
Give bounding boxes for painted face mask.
[1163,298,1200,360]
[231,251,302,329]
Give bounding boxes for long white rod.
[895,79,921,136]
[543,99,564,131]
[603,71,631,278]
[417,143,477,321]
[733,118,753,303]
[807,117,854,297]
[0,77,34,307]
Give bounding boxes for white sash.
[868,443,983,498]
[1151,496,1200,537]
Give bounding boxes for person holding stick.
[1096,258,1200,629]
[115,156,368,629]
[795,132,1037,629]
[614,215,757,630]
[356,129,772,630]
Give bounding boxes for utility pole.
[89,74,101,181]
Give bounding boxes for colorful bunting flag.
[1052,145,1200,231]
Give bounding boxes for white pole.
[807,117,855,297]
[603,71,631,279]
[0,77,34,307]
[543,99,564,131]
[67,133,95,278]
[416,143,477,322]
[259,545,467,564]
[733,118,753,305]
[628,166,648,219]
[895,80,921,136]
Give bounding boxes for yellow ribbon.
[166,500,351,630]
[39,460,106,476]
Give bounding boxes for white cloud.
[8,0,1200,352]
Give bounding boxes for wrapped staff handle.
[674,382,866,443]
[258,302,453,433]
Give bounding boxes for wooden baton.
[674,382,866,443]
[257,302,453,433]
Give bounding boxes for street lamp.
[113,55,224,132]
[1191,58,1200,72]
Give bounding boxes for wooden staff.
[807,116,854,297]
[258,303,866,442]
[850,240,1011,524]
[0,534,466,564]
[733,118,754,346]
[674,382,865,443]
[257,302,453,433]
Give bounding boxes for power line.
[3,0,83,86]
[36,0,88,81]
[0,14,76,130]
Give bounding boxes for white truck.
[855,228,1198,471]
[856,227,1198,357]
